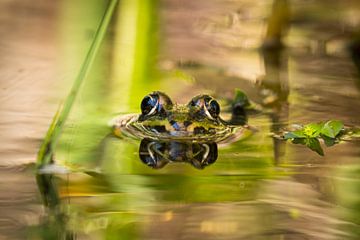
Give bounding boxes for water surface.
[1,0,360,239]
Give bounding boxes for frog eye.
[188,95,220,120]
[140,91,173,116]
[207,98,220,119]
[141,95,158,115]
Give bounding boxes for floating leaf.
[233,89,250,108]
[321,126,335,138]
[291,138,306,145]
[328,120,344,135]
[305,138,324,156]
[303,122,324,137]
[321,120,344,138]
[284,130,306,139]
[322,135,336,147]
[281,120,346,156]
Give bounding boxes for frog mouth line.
[110,113,244,142]
[127,120,237,142]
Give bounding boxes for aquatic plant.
[283,120,344,156]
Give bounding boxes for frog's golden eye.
[140,91,173,116]
[188,95,220,120]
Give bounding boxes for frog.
[111,91,252,143]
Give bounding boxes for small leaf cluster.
[283,120,344,156]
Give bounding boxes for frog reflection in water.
[138,139,218,169]
[111,91,251,168]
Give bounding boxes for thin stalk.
[37,0,118,167]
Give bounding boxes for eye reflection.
[139,139,218,169]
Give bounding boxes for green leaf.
[305,138,324,156]
[284,130,306,139]
[303,122,324,137]
[321,135,336,147]
[291,138,306,145]
[321,125,335,138]
[233,89,250,108]
[321,120,344,138]
[328,120,343,135]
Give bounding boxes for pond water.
[1,0,360,239]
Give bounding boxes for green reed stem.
[36,0,118,167]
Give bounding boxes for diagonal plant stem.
[36,0,118,167]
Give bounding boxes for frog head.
[137,91,224,137]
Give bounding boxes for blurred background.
[1,0,360,239]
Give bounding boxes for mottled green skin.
[112,103,243,143]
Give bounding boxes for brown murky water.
[1,0,360,239]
